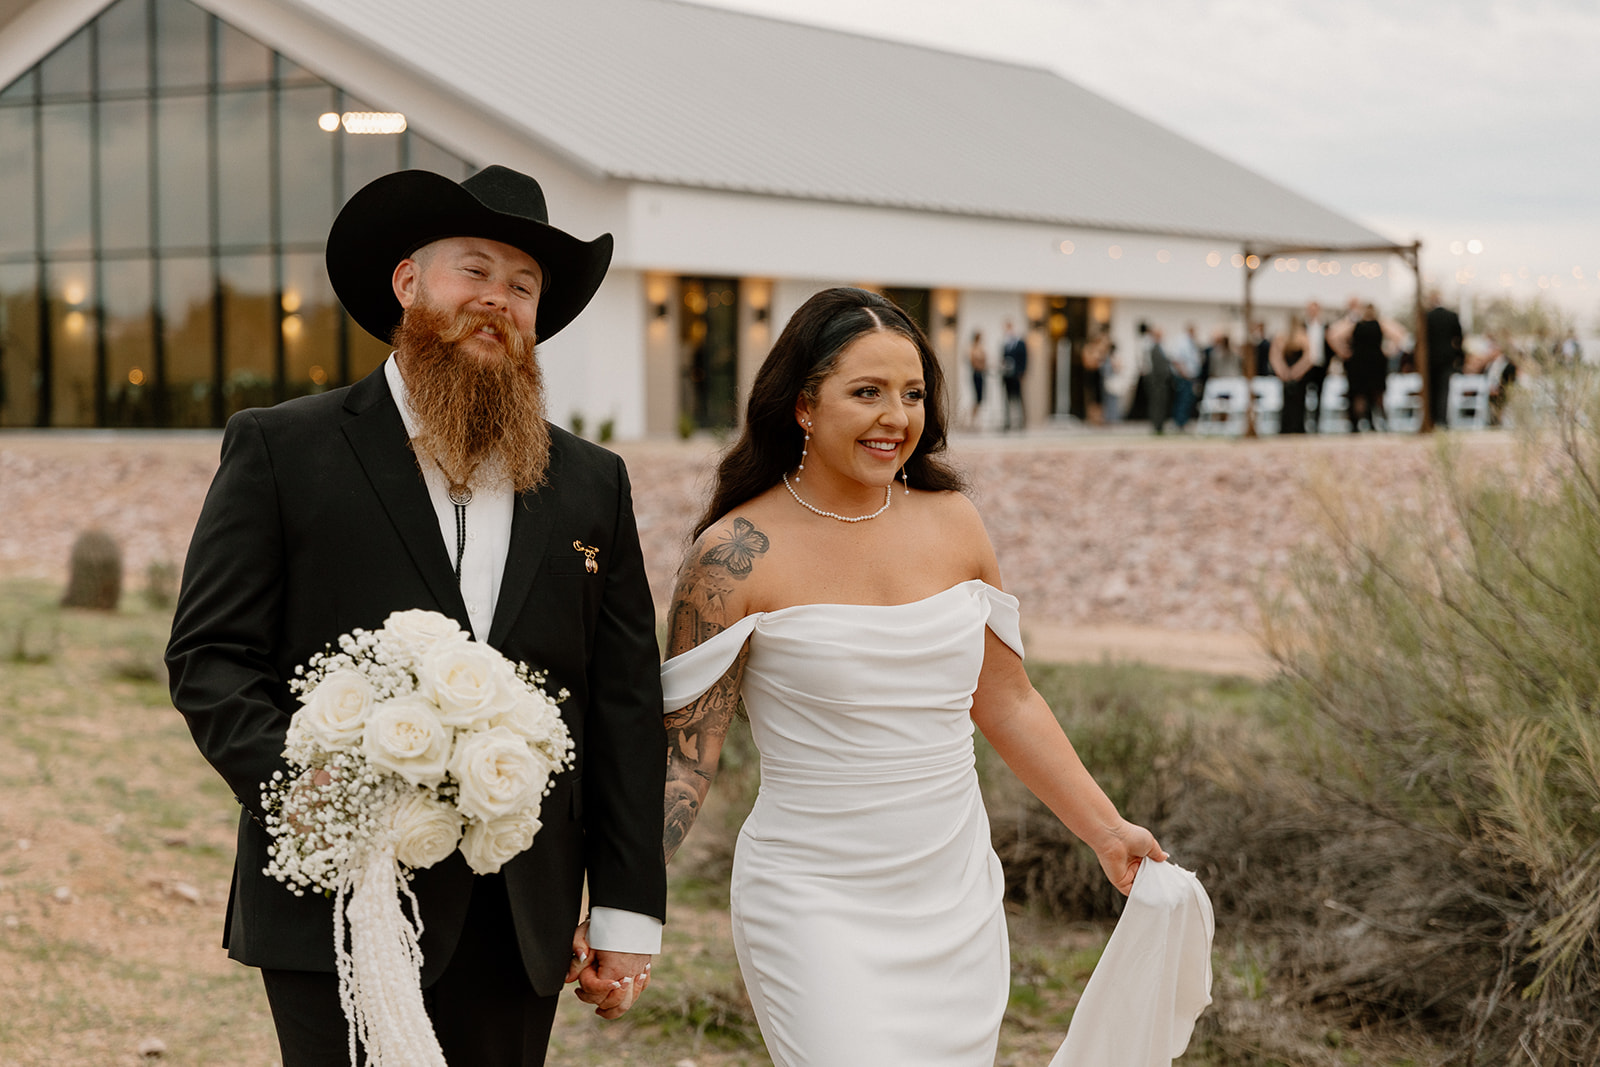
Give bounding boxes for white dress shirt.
[384,355,661,955]
[1308,318,1327,367]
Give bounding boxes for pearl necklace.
[782,472,892,523]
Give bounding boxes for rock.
[52,886,72,903]
[136,1036,167,1058]
[169,882,202,904]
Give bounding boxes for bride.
[656,287,1165,1064]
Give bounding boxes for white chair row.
[1385,373,1424,432]
[1446,373,1490,430]
[1196,372,1481,434]
[1194,376,1299,436]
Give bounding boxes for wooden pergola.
[1239,239,1429,435]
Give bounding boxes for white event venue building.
[0,0,1392,435]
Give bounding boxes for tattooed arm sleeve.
[662,517,769,864]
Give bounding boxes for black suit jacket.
[166,366,667,995]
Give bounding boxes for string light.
[338,112,407,134]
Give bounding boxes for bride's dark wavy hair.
[692,287,967,539]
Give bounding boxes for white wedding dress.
[661,579,1212,1067]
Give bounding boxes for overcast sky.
[691,0,1600,322]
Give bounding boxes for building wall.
[0,0,1406,438]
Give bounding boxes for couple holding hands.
[168,164,1205,1067]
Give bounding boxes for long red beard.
[391,301,551,492]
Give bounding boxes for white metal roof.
[295,0,1388,247]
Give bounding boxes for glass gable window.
[0,0,476,428]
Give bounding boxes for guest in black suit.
[1425,290,1465,428]
[999,319,1029,431]
[166,166,668,1066]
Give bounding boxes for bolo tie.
[436,461,473,583]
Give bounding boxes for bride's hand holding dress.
[969,625,1168,897]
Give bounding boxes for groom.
[166,166,667,1065]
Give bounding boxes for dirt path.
[2,426,1509,675]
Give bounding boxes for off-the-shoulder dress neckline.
[747,577,1005,620]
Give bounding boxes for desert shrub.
[144,560,179,610]
[1246,370,1600,1063]
[61,528,122,610]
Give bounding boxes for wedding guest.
[1425,291,1465,428]
[1246,320,1270,378]
[1207,331,1243,379]
[967,329,989,429]
[1302,301,1331,432]
[1342,303,1388,431]
[1269,316,1313,434]
[1080,329,1110,426]
[1147,326,1174,434]
[999,320,1029,431]
[167,166,667,1066]
[1168,324,1202,430]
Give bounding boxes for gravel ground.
[1,424,1510,641]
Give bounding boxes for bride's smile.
[795,329,926,506]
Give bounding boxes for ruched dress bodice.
[662,580,1022,1066]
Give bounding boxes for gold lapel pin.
[573,541,599,574]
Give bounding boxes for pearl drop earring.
[797,421,811,482]
[901,466,910,494]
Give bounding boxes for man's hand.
[284,767,334,842]
[564,920,652,1019]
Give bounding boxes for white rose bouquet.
[260,609,573,1067]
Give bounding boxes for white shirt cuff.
[586,906,663,955]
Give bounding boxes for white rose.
[361,695,451,787]
[420,642,522,729]
[381,609,469,659]
[392,790,463,870]
[449,726,552,823]
[488,692,566,749]
[290,668,375,752]
[459,809,542,875]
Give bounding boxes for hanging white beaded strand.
[796,421,811,483]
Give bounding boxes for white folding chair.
[1446,373,1490,430]
[1251,377,1283,436]
[1384,373,1424,432]
[1197,376,1249,436]
[1319,376,1350,433]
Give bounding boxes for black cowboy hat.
[326,165,613,344]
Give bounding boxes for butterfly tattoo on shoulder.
[700,517,770,579]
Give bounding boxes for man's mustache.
[437,309,527,354]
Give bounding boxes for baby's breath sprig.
[263,608,573,1065]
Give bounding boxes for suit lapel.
[341,368,471,629]
[486,431,561,649]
